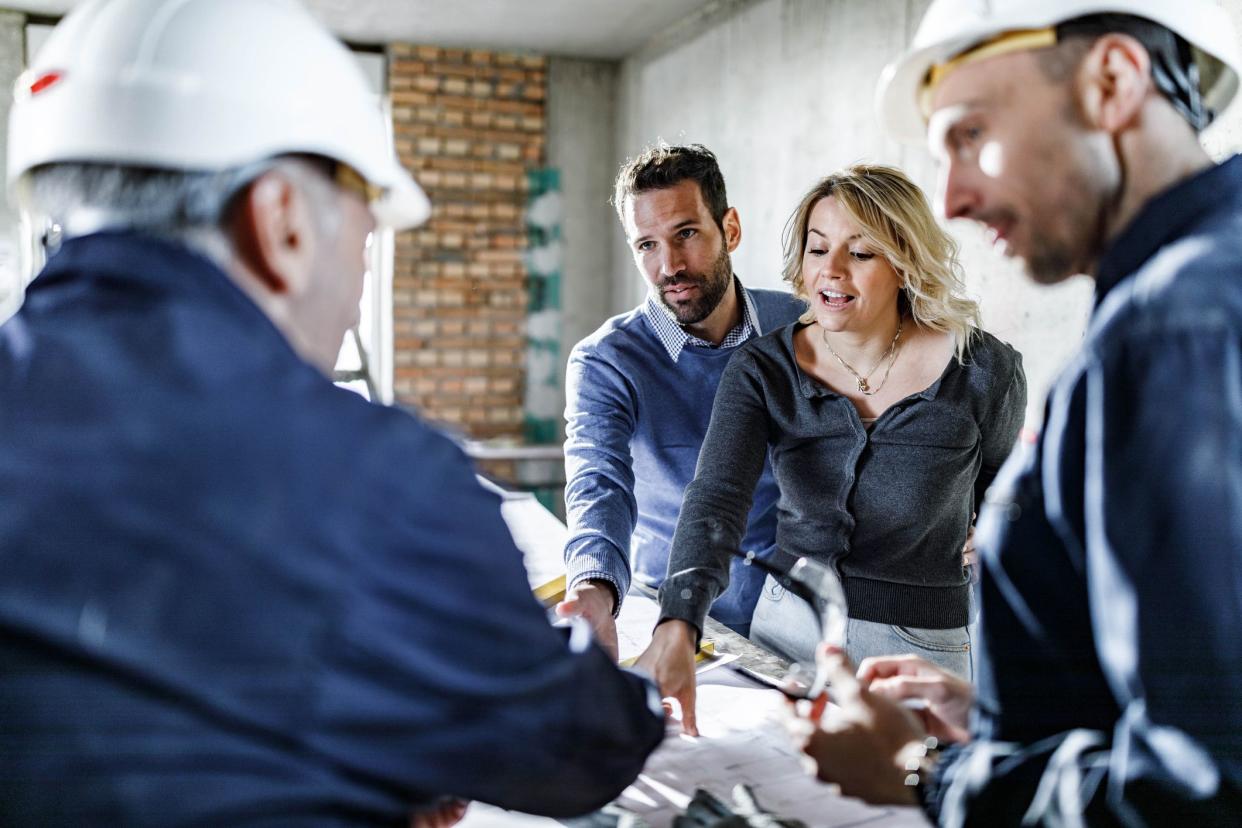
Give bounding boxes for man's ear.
[230,168,318,296]
[721,206,742,253]
[1077,33,1152,134]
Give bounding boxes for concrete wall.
[547,57,619,417]
[611,0,1242,424]
[0,11,25,323]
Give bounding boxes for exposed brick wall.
[388,44,546,441]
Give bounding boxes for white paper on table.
[492,486,569,593]
[614,590,737,675]
[615,589,660,663]
[486,490,928,826]
[612,678,930,828]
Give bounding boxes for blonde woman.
[635,165,1025,731]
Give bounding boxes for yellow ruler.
[533,574,716,666]
[619,640,715,668]
[533,574,566,608]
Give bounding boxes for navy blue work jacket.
[925,157,1242,824]
[0,233,663,825]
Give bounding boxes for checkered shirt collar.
[643,277,761,363]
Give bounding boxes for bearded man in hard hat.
[0,0,664,824]
[789,0,1242,824]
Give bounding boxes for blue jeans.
[749,574,973,679]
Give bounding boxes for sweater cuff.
[656,574,714,649]
[564,539,631,616]
[568,572,623,617]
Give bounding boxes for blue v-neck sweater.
[562,287,805,630]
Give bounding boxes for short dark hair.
[612,143,729,228]
[1043,13,1214,130]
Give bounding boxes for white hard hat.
[876,0,1242,143]
[7,0,430,229]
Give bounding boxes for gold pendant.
[857,378,869,393]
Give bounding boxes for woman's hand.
[633,619,700,735]
[857,654,974,744]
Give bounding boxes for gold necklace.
[821,321,904,396]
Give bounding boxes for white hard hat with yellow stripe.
[876,0,1242,143]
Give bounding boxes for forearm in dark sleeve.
[1082,330,1242,818]
[925,729,1242,827]
[932,330,1242,825]
[659,355,772,634]
[315,431,663,815]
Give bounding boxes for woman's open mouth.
[819,289,855,309]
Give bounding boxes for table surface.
[475,485,930,828]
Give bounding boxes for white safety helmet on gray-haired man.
[7,0,429,230]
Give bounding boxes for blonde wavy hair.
[782,164,980,360]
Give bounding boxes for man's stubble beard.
[659,242,733,324]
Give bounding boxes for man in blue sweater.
[556,144,804,669]
[0,1,663,824]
